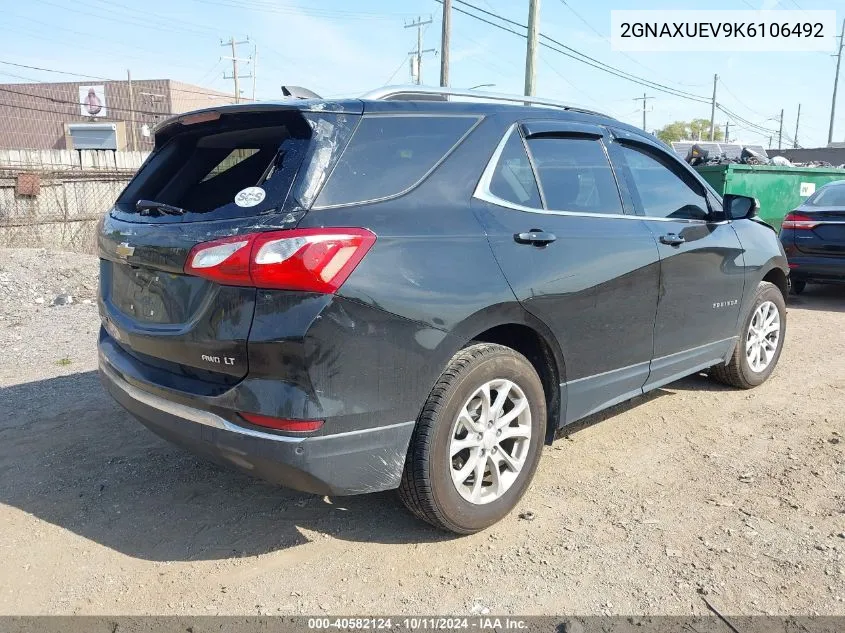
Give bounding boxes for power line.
[0,60,110,82]
[0,21,204,75]
[556,0,706,89]
[81,0,221,37]
[441,0,712,104]
[718,107,777,135]
[717,104,780,136]
[384,55,410,85]
[0,60,236,102]
[187,0,413,21]
[454,0,711,100]
[537,53,606,111]
[0,85,173,117]
[0,99,165,124]
[718,77,773,121]
[26,0,217,44]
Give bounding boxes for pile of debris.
[684,144,845,168]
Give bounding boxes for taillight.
[781,213,818,230]
[184,228,376,293]
[185,237,252,285]
[239,413,324,433]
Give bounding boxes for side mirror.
[723,194,760,220]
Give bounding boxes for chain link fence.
[0,151,147,254]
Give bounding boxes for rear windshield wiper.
[136,199,187,216]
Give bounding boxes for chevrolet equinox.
[98,86,789,533]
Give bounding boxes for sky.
[1,0,844,148]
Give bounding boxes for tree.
[656,121,689,144]
[657,119,724,144]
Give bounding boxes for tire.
[790,279,806,295]
[398,343,547,534]
[711,281,786,389]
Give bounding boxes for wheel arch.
[449,303,566,444]
[762,266,788,302]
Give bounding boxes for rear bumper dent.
[100,360,414,496]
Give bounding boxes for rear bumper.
[99,356,414,496]
[785,254,845,282]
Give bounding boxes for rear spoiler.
[281,85,322,99]
[152,98,363,143]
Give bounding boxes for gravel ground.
[0,247,843,616]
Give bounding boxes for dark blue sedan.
[780,180,845,294]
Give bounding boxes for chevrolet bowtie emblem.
[115,243,135,258]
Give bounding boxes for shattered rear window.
[114,111,357,223]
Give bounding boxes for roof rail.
[360,85,609,117]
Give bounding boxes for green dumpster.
[695,164,845,231]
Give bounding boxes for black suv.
[98,86,789,533]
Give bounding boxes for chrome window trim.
[473,125,722,224]
[515,126,547,209]
[311,113,484,211]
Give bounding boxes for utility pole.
[778,108,784,150]
[126,69,137,152]
[633,93,653,131]
[405,17,434,85]
[251,44,258,103]
[221,36,252,103]
[725,121,730,143]
[793,103,801,149]
[440,0,451,87]
[709,73,718,141]
[524,0,541,96]
[829,19,845,145]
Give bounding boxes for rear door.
[474,120,661,423]
[607,130,746,389]
[99,106,360,384]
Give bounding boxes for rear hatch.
[793,209,845,257]
[99,102,361,385]
[791,198,845,257]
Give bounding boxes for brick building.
[0,79,234,150]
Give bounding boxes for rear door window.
[313,115,480,208]
[526,137,623,214]
[487,130,542,208]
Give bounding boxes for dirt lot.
[0,247,843,616]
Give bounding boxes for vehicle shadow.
[0,371,451,563]
[787,283,845,313]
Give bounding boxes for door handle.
[514,229,557,246]
[659,233,685,246]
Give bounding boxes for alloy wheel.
[448,379,532,505]
[746,300,781,373]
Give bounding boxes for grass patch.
[55,357,72,367]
